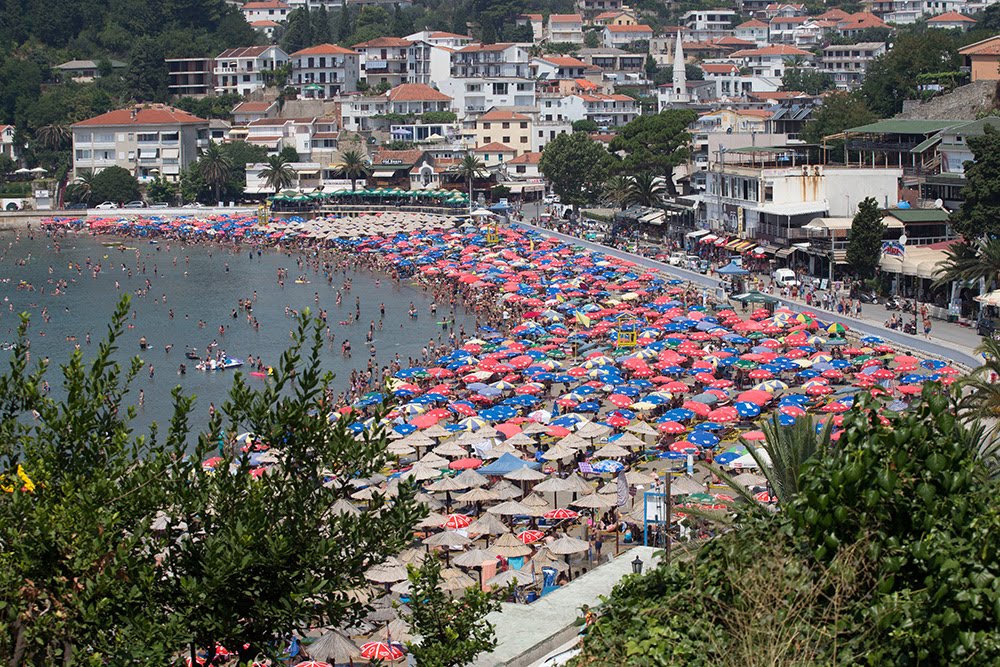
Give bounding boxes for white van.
[668,251,687,266]
[772,268,800,287]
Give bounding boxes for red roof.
[250,20,280,27]
[960,35,1000,55]
[838,13,887,30]
[474,142,515,152]
[606,24,652,33]
[243,1,288,9]
[928,11,976,22]
[538,56,589,68]
[549,14,582,23]
[737,19,768,28]
[701,63,741,74]
[72,104,207,127]
[386,83,452,102]
[232,101,274,113]
[478,109,531,121]
[352,37,412,48]
[218,46,278,59]
[508,151,541,164]
[458,42,518,53]
[714,36,755,46]
[292,43,358,57]
[770,16,808,24]
[429,31,471,39]
[815,8,851,19]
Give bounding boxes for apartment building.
[532,56,593,80]
[682,9,739,40]
[602,24,654,48]
[71,104,208,182]
[451,44,531,79]
[734,19,769,45]
[576,0,624,21]
[290,44,361,98]
[438,78,537,117]
[354,37,413,88]
[547,14,585,43]
[728,44,813,78]
[165,57,214,97]
[406,40,454,85]
[244,117,318,157]
[241,0,291,23]
[473,109,533,155]
[927,10,977,28]
[820,42,886,89]
[562,92,640,127]
[214,46,289,96]
[405,30,473,48]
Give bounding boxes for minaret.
[672,30,687,100]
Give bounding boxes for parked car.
[182,202,206,209]
[543,194,560,205]
[95,201,118,210]
[698,260,710,274]
[123,200,146,209]
[64,202,88,210]
[685,255,701,271]
[150,201,170,208]
[668,250,687,266]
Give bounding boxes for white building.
[406,40,454,85]
[696,64,781,99]
[547,14,585,43]
[241,0,290,23]
[438,79,537,117]
[290,44,361,98]
[562,92,640,127]
[734,18,769,45]
[0,125,20,161]
[682,9,739,40]
[214,45,289,96]
[451,43,531,79]
[405,30,473,48]
[246,161,324,194]
[71,104,208,182]
[728,44,813,78]
[354,37,413,88]
[602,24,654,48]
[820,42,886,89]
[244,117,318,157]
[927,10,977,28]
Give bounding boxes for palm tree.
[259,155,296,193]
[603,175,631,210]
[199,144,232,204]
[35,124,70,152]
[626,172,665,208]
[456,153,487,212]
[933,238,1000,288]
[337,149,369,192]
[67,169,95,204]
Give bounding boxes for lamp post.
[631,555,643,574]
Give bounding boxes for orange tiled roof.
[72,104,206,127]
[386,83,452,102]
[292,43,358,56]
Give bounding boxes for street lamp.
[631,555,644,574]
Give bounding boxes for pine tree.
[845,196,886,279]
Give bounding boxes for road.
[512,220,983,370]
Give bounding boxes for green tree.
[934,238,1000,287]
[609,110,698,196]
[259,154,296,193]
[950,124,1000,240]
[198,143,233,204]
[34,124,70,152]
[584,30,600,48]
[626,172,666,207]
[348,6,391,44]
[278,145,300,163]
[456,153,487,209]
[577,389,1000,666]
[980,3,1000,31]
[539,132,615,209]
[336,148,370,191]
[845,196,886,278]
[572,119,599,133]
[405,555,503,667]
[781,67,835,95]
[146,176,178,204]
[124,37,168,102]
[90,165,140,203]
[801,91,877,159]
[862,30,962,117]
[281,8,314,54]
[158,314,424,664]
[67,168,96,203]
[0,299,190,665]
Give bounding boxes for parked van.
[772,268,799,287]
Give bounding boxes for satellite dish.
[899,234,907,246]
[934,198,943,208]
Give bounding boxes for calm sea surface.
[0,229,474,437]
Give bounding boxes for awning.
[161,148,179,159]
[371,170,398,178]
[507,183,545,193]
[686,229,710,239]
[138,149,158,158]
[725,239,743,250]
[879,247,949,279]
[714,237,729,246]
[640,211,665,224]
[776,247,798,259]
[699,234,718,243]
[757,245,778,255]
[297,170,319,176]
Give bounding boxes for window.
[483,122,491,129]
[96,132,115,143]
[520,136,528,143]
[520,121,528,129]
[502,122,510,129]
[502,136,510,143]
[483,136,491,143]
[137,133,158,143]
[75,149,91,159]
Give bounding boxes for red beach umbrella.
[444,513,472,529]
[359,642,404,661]
[517,529,545,544]
[544,508,579,520]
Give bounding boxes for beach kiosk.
[257,199,270,226]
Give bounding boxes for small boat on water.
[196,357,244,372]
[185,348,200,360]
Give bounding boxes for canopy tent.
[478,453,541,475]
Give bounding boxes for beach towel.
[481,560,497,591]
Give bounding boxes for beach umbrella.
[453,547,500,568]
[487,500,534,516]
[517,529,545,544]
[365,557,408,584]
[491,531,533,558]
[454,487,500,504]
[466,512,510,538]
[486,567,535,588]
[571,492,616,510]
[439,567,477,594]
[304,631,359,665]
[544,508,578,520]
[425,476,469,493]
[296,661,333,667]
[359,642,404,661]
[443,513,472,529]
[547,534,590,555]
[593,443,630,459]
[505,465,547,482]
[423,530,471,549]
